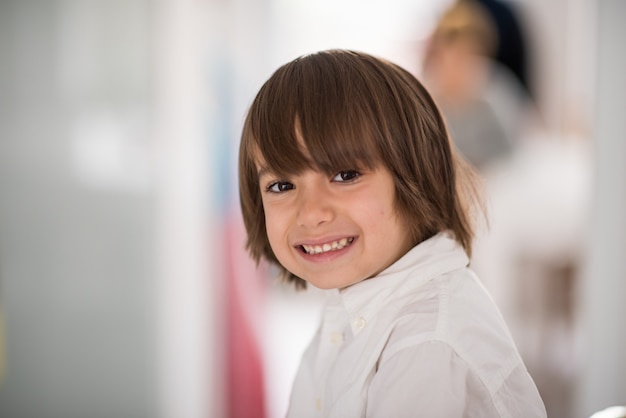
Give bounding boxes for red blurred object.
[224,214,267,418]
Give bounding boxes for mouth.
[298,237,355,255]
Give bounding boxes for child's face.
[257,159,414,290]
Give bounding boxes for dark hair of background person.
[475,0,533,98]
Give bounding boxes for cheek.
[366,195,397,222]
[374,203,409,239]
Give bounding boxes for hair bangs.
[294,51,387,174]
[248,52,384,177]
[296,108,382,176]
[252,115,381,179]
[252,116,314,178]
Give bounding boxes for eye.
[266,181,294,193]
[332,170,361,183]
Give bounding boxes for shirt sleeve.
[366,340,499,418]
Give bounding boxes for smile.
[299,237,355,255]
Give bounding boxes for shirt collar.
[337,231,469,336]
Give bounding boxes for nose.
[295,181,334,228]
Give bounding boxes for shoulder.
[372,269,546,416]
[378,268,524,389]
[369,339,546,418]
[368,339,497,416]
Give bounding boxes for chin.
[308,281,342,290]
[304,275,363,290]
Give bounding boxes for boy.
[239,49,546,417]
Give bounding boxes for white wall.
[0,1,223,417]
[0,1,159,417]
[576,0,626,416]
[153,0,222,417]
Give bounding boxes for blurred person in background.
[421,0,536,172]
[422,1,592,417]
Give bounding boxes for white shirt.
[286,232,546,418]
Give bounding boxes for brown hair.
[239,49,483,288]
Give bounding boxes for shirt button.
[330,331,343,345]
[354,317,366,330]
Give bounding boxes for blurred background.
[0,0,624,417]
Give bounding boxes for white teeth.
[302,237,353,255]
